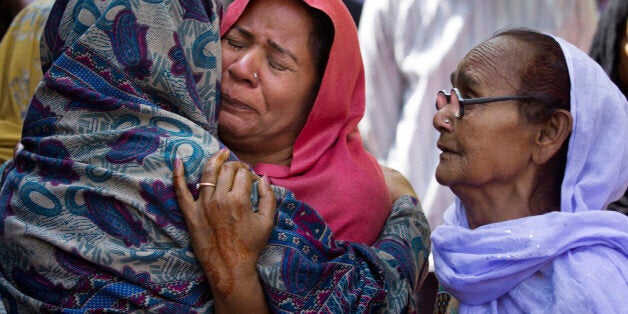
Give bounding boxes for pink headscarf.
[221,0,391,244]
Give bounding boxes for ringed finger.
[198,148,230,201]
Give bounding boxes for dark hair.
[0,0,26,40]
[304,4,334,104]
[589,0,628,96]
[492,28,571,213]
[492,28,570,123]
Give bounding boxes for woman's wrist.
[211,268,269,314]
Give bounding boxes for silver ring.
[444,118,450,124]
[196,182,216,190]
[253,72,258,79]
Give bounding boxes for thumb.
[257,175,276,222]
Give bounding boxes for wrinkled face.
[218,0,318,160]
[433,36,537,191]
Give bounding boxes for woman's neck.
[455,187,532,229]
[452,178,558,229]
[229,145,294,167]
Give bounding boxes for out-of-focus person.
[0,0,53,163]
[589,0,628,215]
[0,0,30,40]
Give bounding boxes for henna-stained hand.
[173,148,275,313]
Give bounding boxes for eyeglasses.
[435,88,529,118]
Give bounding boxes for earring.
[253,72,259,79]
[444,118,451,124]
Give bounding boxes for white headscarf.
[431,35,628,313]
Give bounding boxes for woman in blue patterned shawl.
[0,0,429,312]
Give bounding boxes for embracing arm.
[259,190,430,312]
[174,151,430,312]
[173,149,273,314]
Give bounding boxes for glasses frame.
[436,88,529,118]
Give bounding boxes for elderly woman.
[431,28,628,312]
[0,0,428,312]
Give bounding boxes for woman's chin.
[434,167,452,186]
[218,117,252,139]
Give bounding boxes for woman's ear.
[532,109,572,165]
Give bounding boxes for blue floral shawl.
[0,0,430,312]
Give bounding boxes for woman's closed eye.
[224,37,246,50]
[268,56,289,71]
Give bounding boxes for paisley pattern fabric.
[0,0,430,312]
[261,194,430,313]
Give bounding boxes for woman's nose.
[433,108,454,132]
[227,50,260,86]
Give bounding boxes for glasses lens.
[436,91,448,110]
[449,89,461,117]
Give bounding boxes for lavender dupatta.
[431,36,628,313]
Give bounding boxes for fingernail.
[262,174,270,185]
[174,158,180,170]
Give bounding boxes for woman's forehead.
[455,37,523,88]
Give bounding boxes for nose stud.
[253,72,258,79]
[444,118,450,124]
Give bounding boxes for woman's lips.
[221,94,254,111]
[437,142,457,154]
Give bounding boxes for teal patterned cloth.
[0,0,430,312]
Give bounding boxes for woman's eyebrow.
[232,25,298,64]
[451,71,479,89]
[267,40,298,63]
[233,25,253,39]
